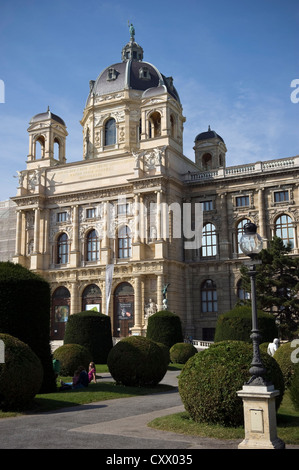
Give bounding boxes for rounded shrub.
[178,340,285,427]
[274,342,297,388]
[107,336,168,386]
[146,310,184,349]
[214,305,278,344]
[0,262,56,393]
[64,310,113,363]
[53,343,92,376]
[155,342,170,367]
[0,333,43,411]
[170,342,197,364]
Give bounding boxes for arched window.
[236,218,251,253]
[170,114,175,138]
[201,280,218,313]
[86,229,99,261]
[202,223,217,257]
[275,214,294,248]
[57,233,69,264]
[202,153,212,171]
[148,111,161,138]
[54,137,60,161]
[35,136,45,159]
[105,118,116,146]
[118,225,132,258]
[82,284,102,312]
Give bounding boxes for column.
[131,276,142,335]
[70,205,80,267]
[157,274,163,311]
[33,208,40,253]
[258,188,266,240]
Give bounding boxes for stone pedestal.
[237,384,285,449]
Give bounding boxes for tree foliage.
[240,236,299,338]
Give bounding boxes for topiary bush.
[290,363,299,410]
[274,342,298,388]
[155,342,170,367]
[53,343,92,376]
[0,262,56,393]
[178,340,285,427]
[0,333,43,411]
[107,336,168,386]
[170,342,197,364]
[146,310,184,349]
[214,305,278,344]
[64,310,113,363]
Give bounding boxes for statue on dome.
[129,22,135,41]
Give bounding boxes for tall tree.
[240,236,299,339]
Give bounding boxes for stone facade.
[9,32,299,341]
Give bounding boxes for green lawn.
[148,390,299,446]
[1,363,298,447]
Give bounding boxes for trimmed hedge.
[0,333,43,410]
[178,340,285,427]
[274,342,297,388]
[107,336,168,386]
[290,363,299,410]
[64,311,113,363]
[214,305,278,344]
[0,262,56,393]
[53,343,92,376]
[146,310,183,349]
[170,342,197,364]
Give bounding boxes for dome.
[195,126,224,143]
[86,28,180,105]
[30,107,65,126]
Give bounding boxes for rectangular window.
[201,200,213,211]
[86,208,96,219]
[118,204,129,216]
[57,212,67,222]
[236,196,249,207]
[274,191,289,203]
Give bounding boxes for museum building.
[10,30,299,342]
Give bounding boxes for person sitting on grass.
[88,362,97,384]
[59,366,89,391]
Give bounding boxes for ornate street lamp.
[238,222,285,448]
[239,222,267,386]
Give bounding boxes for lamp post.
[238,222,285,449]
[239,222,266,386]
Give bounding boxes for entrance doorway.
[51,286,70,340]
[114,282,134,337]
[82,284,102,312]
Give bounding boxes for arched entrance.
[82,284,102,312]
[114,282,134,337]
[51,286,70,340]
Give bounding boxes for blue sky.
[0,0,298,201]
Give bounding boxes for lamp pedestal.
[237,384,285,449]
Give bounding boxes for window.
[118,225,132,258]
[57,212,67,223]
[139,67,150,80]
[275,214,294,248]
[118,203,129,216]
[202,223,217,257]
[274,191,289,203]
[237,218,251,253]
[86,229,99,261]
[86,208,96,219]
[57,233,69,264]
[148,112,161,138]
[201,280,218,313]
[201,200,213,211]
[105,118,116,146]
[202,153,212,171]
[35,135,45,159]
[107,68,117,81]
[236,196,249,207]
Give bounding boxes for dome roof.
[30,107,65,126]
[195,126,224,143]
[86,28,180,105]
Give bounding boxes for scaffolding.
[0,200,17,262]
